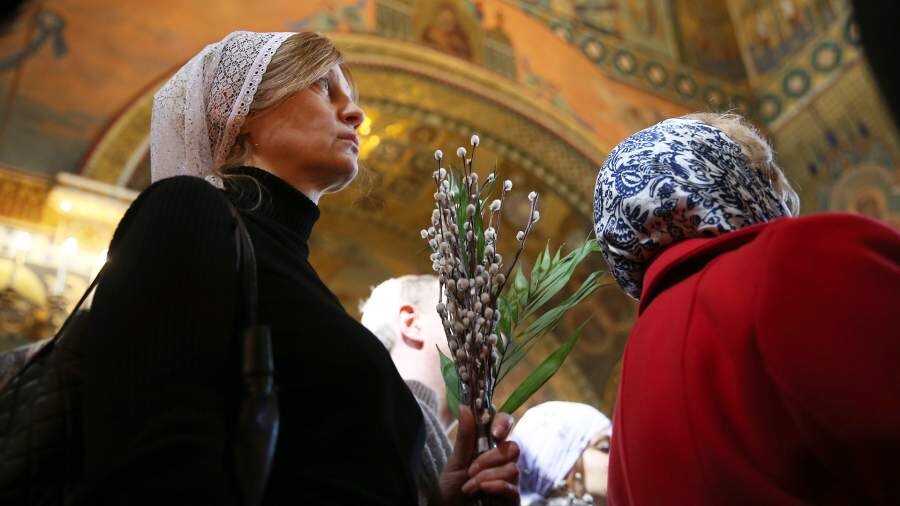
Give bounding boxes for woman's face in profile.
[582,434,611,498]
[244,65,364,198]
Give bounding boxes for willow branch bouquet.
[422,134,605,458]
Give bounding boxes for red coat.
[608,213,900,505]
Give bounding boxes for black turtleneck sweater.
[80,167,424,505]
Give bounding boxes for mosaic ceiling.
[0,0,860,175]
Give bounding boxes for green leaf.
[532,244,563,295]
[507,269,528,313]
[497,270,604,382]
[497,331,542,384]
[497,293,513,342]
[438,348,461,418]
[502,266,529,350]
[485,235,604,401]
[498,321,587,414]
[513,265,528,295]
[522,239,600,320]
[529,242,549,294]
[521,270,604,340]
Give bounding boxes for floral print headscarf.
[593,118,791,299]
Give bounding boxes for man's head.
[360,274,447,355]
[361,274,452,423]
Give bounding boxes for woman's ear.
[398,304,425,350]
[240,119,258,146]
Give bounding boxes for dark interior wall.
[853,0,900,125]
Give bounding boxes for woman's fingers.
[467,440,520,476]
[461,461,519,494]
[445,410,520,505]
[478,480,520,502]
[490,412,515,440]
[446,405,476,471]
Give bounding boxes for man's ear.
[398,304,425,350]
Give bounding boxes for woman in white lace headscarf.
[79,31,519,506]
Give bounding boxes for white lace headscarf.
[510,401,612,502]
[150,31,294,185]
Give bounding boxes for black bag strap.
[227,202,279,506]
[230,201,257,325]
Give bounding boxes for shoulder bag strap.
[227,202,279,506]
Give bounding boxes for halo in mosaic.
[644,61,669,87]
[783,69,812,98]
[811,41,843,73]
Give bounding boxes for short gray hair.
[360,275,439,350]
[682,112,800,216]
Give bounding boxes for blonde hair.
[360,275,440,351]
[218,32,356,171]
[683,112,800,216]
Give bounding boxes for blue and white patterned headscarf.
[593,118,791,299]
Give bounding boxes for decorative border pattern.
[362,94,595,217]
[752,13,862,127]
[511,4,859,128]
[513,7,753,117]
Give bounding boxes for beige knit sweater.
[405,380,453,506]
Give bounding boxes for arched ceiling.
[0,0,856,176]
[0,0,694,176]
